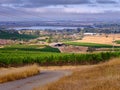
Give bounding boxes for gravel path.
[0,70,72,90]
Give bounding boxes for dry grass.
[0,64,40,83]
[36,58,120,90]
[39,65,94,71]
[0,45,4,48]
[75,34,120,45]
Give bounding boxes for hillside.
[36,58,120,90]
[0,30,38,40]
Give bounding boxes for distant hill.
[0,30,38,40]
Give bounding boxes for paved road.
[0,70,72,90]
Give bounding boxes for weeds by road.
[0,64,40,83]
[36,58,120,90]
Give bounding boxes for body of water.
[10,26,82,30]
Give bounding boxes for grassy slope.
[64,42,120,48]
[36,58,120,90]
[0,30,38,40]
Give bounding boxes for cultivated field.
[0,44,120,66]
[75,34,120,45]
[65,42,114,48]
[36,58,120,90]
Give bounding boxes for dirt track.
[0,70,71,90]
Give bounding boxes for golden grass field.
[0,64,40,83]
[36,58,120,90]
[75,34,120,45]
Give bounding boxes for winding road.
[0,70,72,90]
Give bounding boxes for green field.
[0,45,60,53]
[64,42,120,48]
[0,44,120,67]
[0,44,60,53]
[115,40,120,44]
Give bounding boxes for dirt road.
[0,70,71,90]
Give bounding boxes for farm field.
[36,58,120,90]
[64,42,115,48]
[75,34,120,45]
[0,44,120,67]
[0,44,60,53]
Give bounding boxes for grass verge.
[36,58,120,90]
[0,64,40,83]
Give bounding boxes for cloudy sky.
[0,0,120,21]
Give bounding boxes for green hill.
[0,30,38,40]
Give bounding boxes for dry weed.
[36,58,120,90]
[0,64,40,83]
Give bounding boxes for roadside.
[0,65,39,83]
[0,70,71,90]
[35,58,120,90]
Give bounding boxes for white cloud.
[0,0,120,21]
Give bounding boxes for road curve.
[0,70,72,90]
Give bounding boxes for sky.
[0,0,120,21]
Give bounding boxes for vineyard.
[0,44,120,67]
